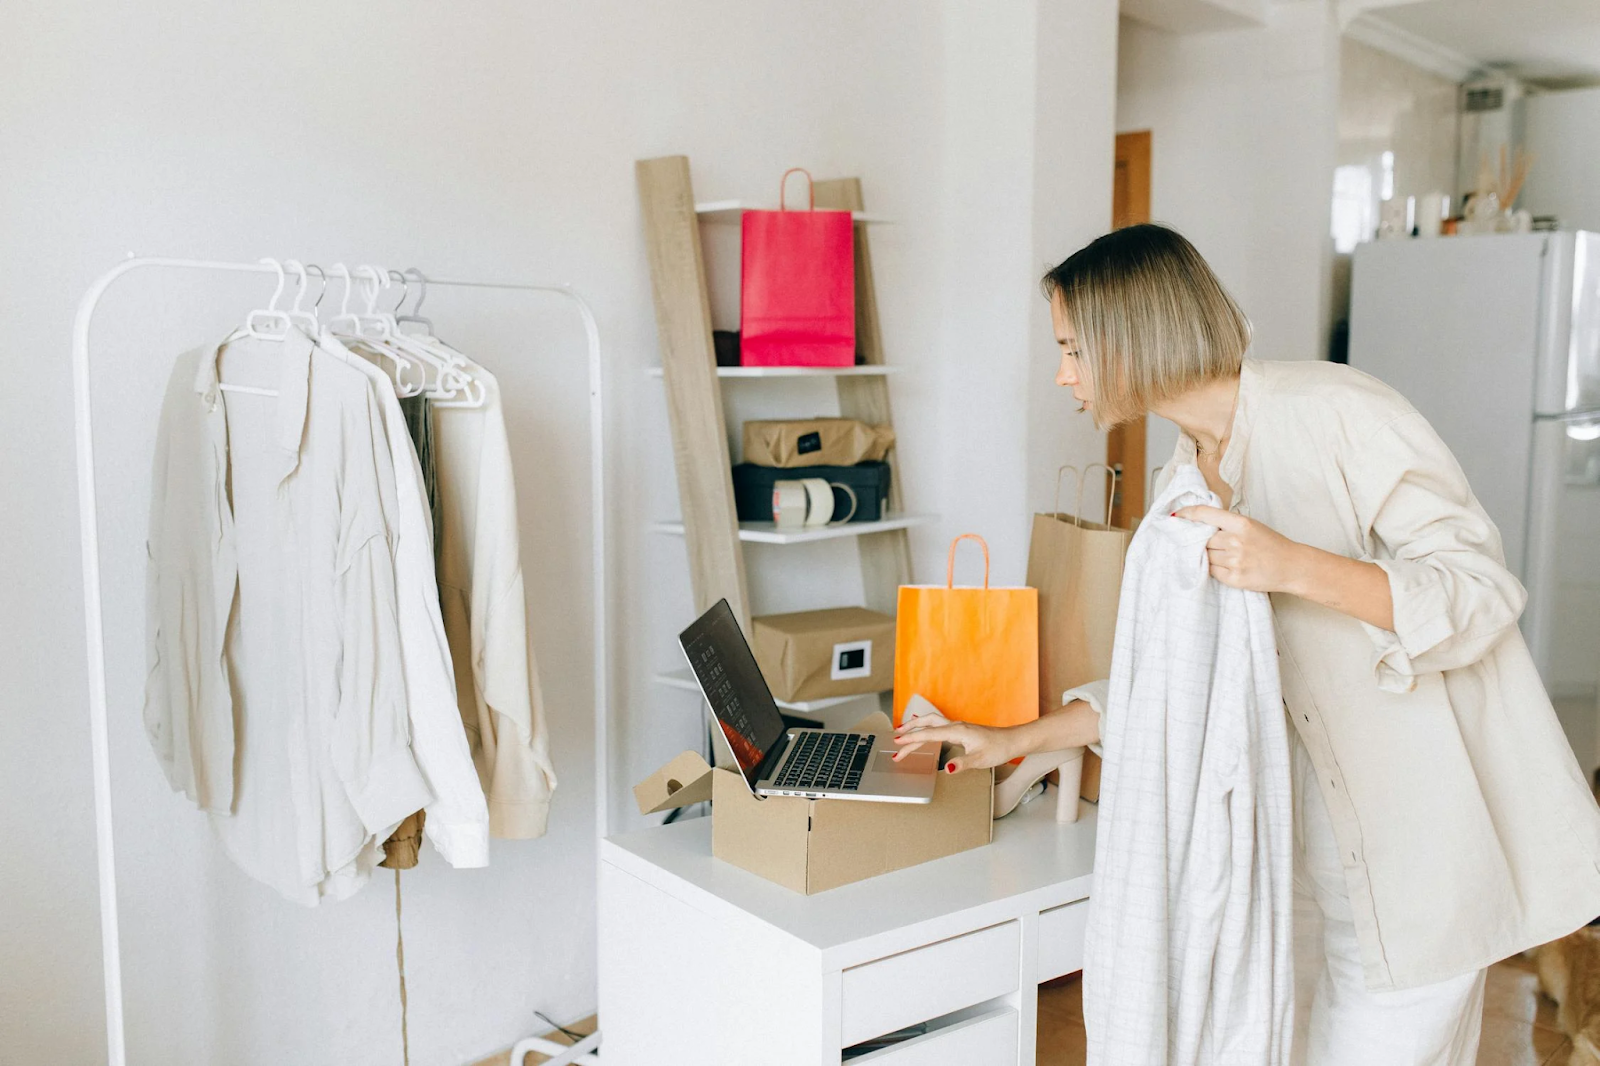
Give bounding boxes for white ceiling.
[1374,0,1600,86]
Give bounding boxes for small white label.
[831,639,872,681]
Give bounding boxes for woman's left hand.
[1172,505,1307,594]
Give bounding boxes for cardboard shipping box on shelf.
[752,607,895,703]
[633,711,993,894]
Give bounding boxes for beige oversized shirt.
[1157,358,1600,991]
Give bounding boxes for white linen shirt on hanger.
[1069,465,1295,1066]
[433,358,557,839]
[317,329,490,868]
[144,331,433,904]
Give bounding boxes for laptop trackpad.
[876,748,937,774]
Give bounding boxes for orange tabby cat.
[1537,925,1600,1065]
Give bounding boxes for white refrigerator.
[1349,231,1600,771]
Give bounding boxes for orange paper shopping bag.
[893,535,1039,728]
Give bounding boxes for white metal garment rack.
[71,256,608,1066]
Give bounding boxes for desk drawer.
[850,1007,1018,1065]
[840,921,1019,1047]
[1036,899,1089,982]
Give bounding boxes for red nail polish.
[945,762,956,773]
[1170,512,1177,517]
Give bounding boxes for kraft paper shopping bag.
[1025,465,1134,800]
[893,535,1038,728]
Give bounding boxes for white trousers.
[1290,735,1486,1066]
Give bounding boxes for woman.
[896,224,1600,1063]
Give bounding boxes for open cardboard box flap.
[633,710,993,894]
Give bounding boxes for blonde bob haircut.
[1042,224,1251,427]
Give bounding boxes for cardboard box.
[742,418,895,469]
[634,712,994,894]
[752,607,895,703]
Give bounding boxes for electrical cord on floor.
[395,869,410,1066]
[532,1010,588,1044]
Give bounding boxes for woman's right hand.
[893,715,1022,773]
[892,698,1101,773]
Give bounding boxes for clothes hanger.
[283,259,321,335]
[325,263,423,396]
[396,267,434,333]
[356,265,455,394]
[366,267,485,407]
[217,258,292,397]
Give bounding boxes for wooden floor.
[1037,954,1572,1065]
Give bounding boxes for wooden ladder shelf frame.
[635,155,915,728]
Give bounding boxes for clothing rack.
[71,256,608,1066]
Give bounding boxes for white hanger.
[396,267,433,332]
[283,259,321,335]
[325,263,423,397]
[366,267,485,407]
[217,258,293,398]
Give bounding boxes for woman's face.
[1051,297,1093,412]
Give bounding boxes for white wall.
[1524,85,1600,232]
[938,0,1119,585]
[1116,3,1342,478]
[0,2,1119,1063]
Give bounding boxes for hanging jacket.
[144,332,432,904]
[432,357,557,839]
[317,331,490,870]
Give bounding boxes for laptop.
[679,599,939,803]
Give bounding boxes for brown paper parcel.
[752,607,895,703]
[1025,474,1133,801]
[632,711,993,894]
[742,418,895,469]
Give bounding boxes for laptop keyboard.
[772,731,875,792]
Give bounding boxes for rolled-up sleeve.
[1350,413,1527,693]
[1063,679,1110,758]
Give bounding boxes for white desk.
[598,795,1097,1065]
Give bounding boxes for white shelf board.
[650,513,935,545]
[653,668,883,713]
[695,200,892,225]
[645,364,900,378]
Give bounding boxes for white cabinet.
[598,795,1097,1065]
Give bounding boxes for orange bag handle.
[946,534,991,590]
[779,167,815,211]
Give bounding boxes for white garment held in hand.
[1076,464,1294,1066]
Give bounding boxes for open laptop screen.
[678,599,788,789]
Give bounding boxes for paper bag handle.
[779,168,815,211]
[1053,465,1082,519]
[946,534,991,590]
[1053,464,1119,526]
[1081,462,1118,526]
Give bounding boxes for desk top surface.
[601,790,1097,953]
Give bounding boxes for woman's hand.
[1173,505,1396,630]
[1172,505,1307,594]
[893,715,1021,774]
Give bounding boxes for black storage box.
[713,330,741,367]
[732,462,892,523]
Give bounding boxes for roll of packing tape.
[828,482,859,525]
[800,478,834,526]
[772,480,809,528]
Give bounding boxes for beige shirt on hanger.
[144,331,433,904]
[433,358,557,838]
[1136,358,1600,991]
[317,329,491,869]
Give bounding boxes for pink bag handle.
[946,534,991,590]
[779,167,815,211]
